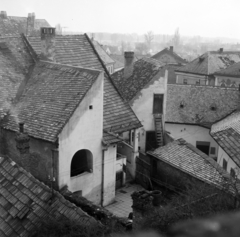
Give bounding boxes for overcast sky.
[2,0,240,39]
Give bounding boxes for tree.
[171,28,181,49]
[145,31,154,52]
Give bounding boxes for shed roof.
[0,155,97,237]
[148,138,239,193]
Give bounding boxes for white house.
[111,52,168,152]
[214,61,240,87]
[165,84,239,162]
[175,49,240,86]
[0,28,142,207]
[210,111,240,178]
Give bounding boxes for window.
[70,149,93,177]
[210,147,216,155]
[153,94,163,114]
[223,159,228,171]
[183,79,188,84]
[196,80,200,85]
[196,141,210,155]
[230,168,236,178]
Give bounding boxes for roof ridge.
[39,60,102,74]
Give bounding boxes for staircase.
[154,114,163,147]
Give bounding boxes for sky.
[1,0,240,39]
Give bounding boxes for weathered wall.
[103,145,117,206]
[217,145,240,178]
[130,70,168,152]
[216,75,240,87]
[165,123,218,160]
[176,73,207,85]
[0,128,55,185]
[58,72,104,205]
[135,153,151,189]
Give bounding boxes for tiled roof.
[92,40,115,65]
[0,155,97,237]
[111,57,165,102]
[176,51,240,75]
[27,35,141,133]
[211,111,240,167]
[152,47,186,64]
[215,61,240,77]
[166,84,239,126]
[4,61,100,142]
[0,35,34,117]
[147,139,235,191]
[103,130,122,145]
[0,15,50,36]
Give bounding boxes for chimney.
[170,46,174,52]
[26,12,35,36]
[15,123,30,155]
[40,27,56,61]
[15,123,31,170]
[124,51,134,79]
[0,11,7,19]
[219,48,223,53]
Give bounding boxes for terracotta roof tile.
[111,57,165,102]
[27,35,141,134]
[215,61,240,77]
[176,51,240,75]
[3,61,100,142]
[166,84,239,126]
[147,139,239,193]
[0,156,99,237]
[92,40,115,65]
[211,111,240,167]
[152,47,186,65]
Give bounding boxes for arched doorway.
[70,149,93,177]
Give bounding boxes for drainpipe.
[101,145,108,207]
[101,149,105,207]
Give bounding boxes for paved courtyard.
[105,183,144,218]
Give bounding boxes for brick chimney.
[219,48,223,53]
[170,46,174,52]
[0,11,7,19]
[15,122,30,154]
[26,12,35,36]
[40,27,56,61]
[15,122,31,170]
[124,51,134,79]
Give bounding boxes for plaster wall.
[130,70,168,152]
[0,129,55,185]
[176,73,206,85]
[58,72,104,204]
[165,123,218,159]
[103,145,117,206]
[217,146,240,178]
[215,75,240,87]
